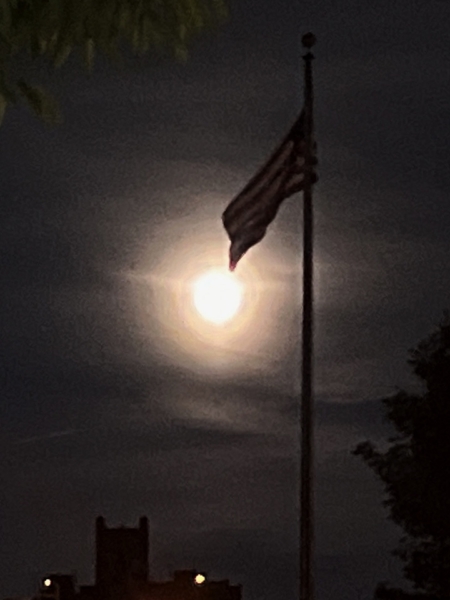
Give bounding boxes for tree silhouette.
[0,0,227,124]
[354,312,450,599]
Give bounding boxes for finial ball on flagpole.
[302,32,316,48]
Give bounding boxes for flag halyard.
[222,110,317,270]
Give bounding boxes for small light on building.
[43,579,52,588]
[194,574,206,586]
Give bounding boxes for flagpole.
[300,32,316,600]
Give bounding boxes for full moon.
[192,270,242,324]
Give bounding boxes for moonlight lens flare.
[193,270,242,324]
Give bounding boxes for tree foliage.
[354,312,450,599]
[0,0,228,124]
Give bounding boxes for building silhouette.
[144,570,241,600]
[34,517,241,600]
[38,575,76,600]
[95,516,148,600]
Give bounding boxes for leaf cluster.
[0,0,228,124]
[353,312,450,597]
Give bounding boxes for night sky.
[2,1,450,599]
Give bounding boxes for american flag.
[222,110,317,271]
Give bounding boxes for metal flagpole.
[300,32,316,600]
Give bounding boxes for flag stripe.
[224,161,299,238]
[222,109,317,269]
[223,144,299,231]
[223,113,305,226]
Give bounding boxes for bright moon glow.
[193,270,242,324]
[43,579,52,587]
[194,574,206,585]
[134,218,298,375]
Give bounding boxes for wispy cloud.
[15,428,84,445]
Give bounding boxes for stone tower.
[95,516,149,600]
